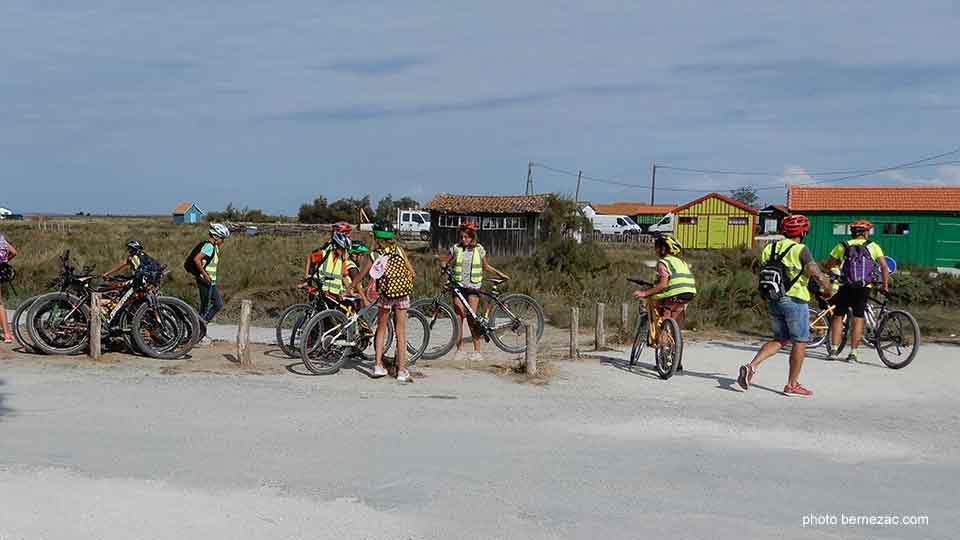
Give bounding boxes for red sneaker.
[737,364,755,391]
[783,382,813,398]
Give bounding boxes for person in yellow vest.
[442,221,510,363]
[737,214,833,397]
[193,223,230,323]
[102,240,146,278]
[313,232,352,300]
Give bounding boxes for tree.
[730,186,760,208]
[376,194,420,221]
[540,194,591,237]
[298,196,330,223]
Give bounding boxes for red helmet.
[458,221,478,232]
[780,214,810,237]
[850,220,873,233]
[332,222,353,234]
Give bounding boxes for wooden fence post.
[89,293,102,359]
[524,322,537,376]
[569,307,579,359]
[595,302,605,351]
[620,302,630,343]
[237,299,254,368]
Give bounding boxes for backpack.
[375,246,414,299]
[840,240,876,288]
[758,241,801,302]
[137,253,164,275]
[183,242,209,276]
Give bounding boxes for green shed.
[788,185,960,269]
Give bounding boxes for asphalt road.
[1,339,956,539]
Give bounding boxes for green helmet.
[349,239,370,254]
[372,219,396,239]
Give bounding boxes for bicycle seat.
[627,277,654,287]
[489,278,507,287]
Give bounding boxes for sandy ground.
[1,328,957,539]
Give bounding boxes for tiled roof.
[788,185,960,212]
[592,202,676,216]
[172,202,194,214]
[425,192,550,214]
[673,192,758,215]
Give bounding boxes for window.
[678,217,697,225]
[881,222,911,236]
[616,218,627,226]
[483,217,505,230]
[412,214,424,224]
[438,215,459,228]
[728,217,748,225]
[402,213,411,222]
[421,213,431,223]
[623,216,638,226]
[833,223,848,235]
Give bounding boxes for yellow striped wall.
[674,196,755,249]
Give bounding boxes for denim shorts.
[767,297,810,343]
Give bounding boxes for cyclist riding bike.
[102,240,147,278]
[822,219,891,362]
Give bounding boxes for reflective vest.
[452,244,483,285]
[129,254,141,272]
[761,239,811,302]
[204,244,219,283]
[319,255,344,296]
[651,255,697,300]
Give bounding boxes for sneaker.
[396,369,412,383]
[372,365,388,378]
[845,350,859,363]
[737,364,755,391]
[826,348,840,361]
[3,334,13,344]
[783,382,813,398]
[469,351,484,363]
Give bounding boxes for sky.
[2,1,959,214]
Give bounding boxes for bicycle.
[627,278,684,380]
[412,267,545,357]
[298,296,430,375]
[817,292,920,369]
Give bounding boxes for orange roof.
[788,185,960,212]
[172,202,194,214]
[592,202,676,216]
[425,192,549,214]
[673,192,758,215]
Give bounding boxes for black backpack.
[183,242,209,276]
[137,253,164,275]
[758,241,801,302]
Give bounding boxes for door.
[694,217,708,248]
[708,215,728,249]
[934,222,960,268]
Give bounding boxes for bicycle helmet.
[372,219,396,239]
[780,214,810,237]
[209,223,231,239]
[126,240,144,253]
[349,239,370,255]
[458,221,478,232]
[331,231,352,251]
[654,235,683,256]
[332,222,353,234]
[850,219,873,234]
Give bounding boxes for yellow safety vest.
[319,255,344,296]
[452,244,483,284]
[204,244,219,284]
[761,239,810,302]
[651,255,697,300]
[129,254,141,272]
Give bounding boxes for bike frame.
[446,277,522,336]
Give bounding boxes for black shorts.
[832,285,870,318]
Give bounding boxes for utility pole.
[574,170,582,203]
[650,162,658,205]
[525,161,534,195]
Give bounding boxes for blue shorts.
[768,297,810,343]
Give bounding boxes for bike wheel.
[300,309,352,375]
[131,300,189,360]
[655,318,682,380]
[629,313,648,366]
[400,308,430,366]
[12,295,41,354]
[26,292,90,355]
[807,307,829,349]
[875,310,920,369]
[489,293,545,354]
[161,296,202,353]
[275,303,314,358]
[409,299,457,360]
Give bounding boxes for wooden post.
[89,293,102,359]
[524,322,537,376]
[620,302,630,343]
[237,299,254,368]
[595,302,605,351]
[569,307,579,359]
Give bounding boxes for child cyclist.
[102,240,148,278]
[300,232,352,302]
[304,222,353,284]
[631,235,697,370]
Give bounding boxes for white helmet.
[209,223,230,239]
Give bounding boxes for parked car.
[591,214,642,236]
[647,212,675,234]
[359,209,431,240]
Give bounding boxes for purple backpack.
[840,240,876,288]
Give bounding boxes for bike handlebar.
[627,277,654,288]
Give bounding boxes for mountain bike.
[822,293,920,369]
[298,296,430,375]
[627,278,684,380]
[411,267,545,357]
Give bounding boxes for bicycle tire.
[409,299,457,360]
[629,313,647,366]
[26,292,91,355]
[875,309,920,369]
[275,303,315,358]
[489,293,545,354]
[655,318,682,380]
[154,296,202,355]
[130,299,191,360]
[300,309,352,375]
[807,307,829,349]
[12,295,41,353]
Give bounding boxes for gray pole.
[575,170,582,203]
[526,161,534,195]
[650,163,657,205]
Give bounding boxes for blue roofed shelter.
[172,202,205,224]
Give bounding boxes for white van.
[647,212,675,234]
[591,214,642,235]
[397,209,431,240]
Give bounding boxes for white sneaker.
[372,365,388,378]
[397,369,412,383]
[826,349,840,361]
[469,351,484,363]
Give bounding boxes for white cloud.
[936,165,960,184]
[781,165,812,184]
